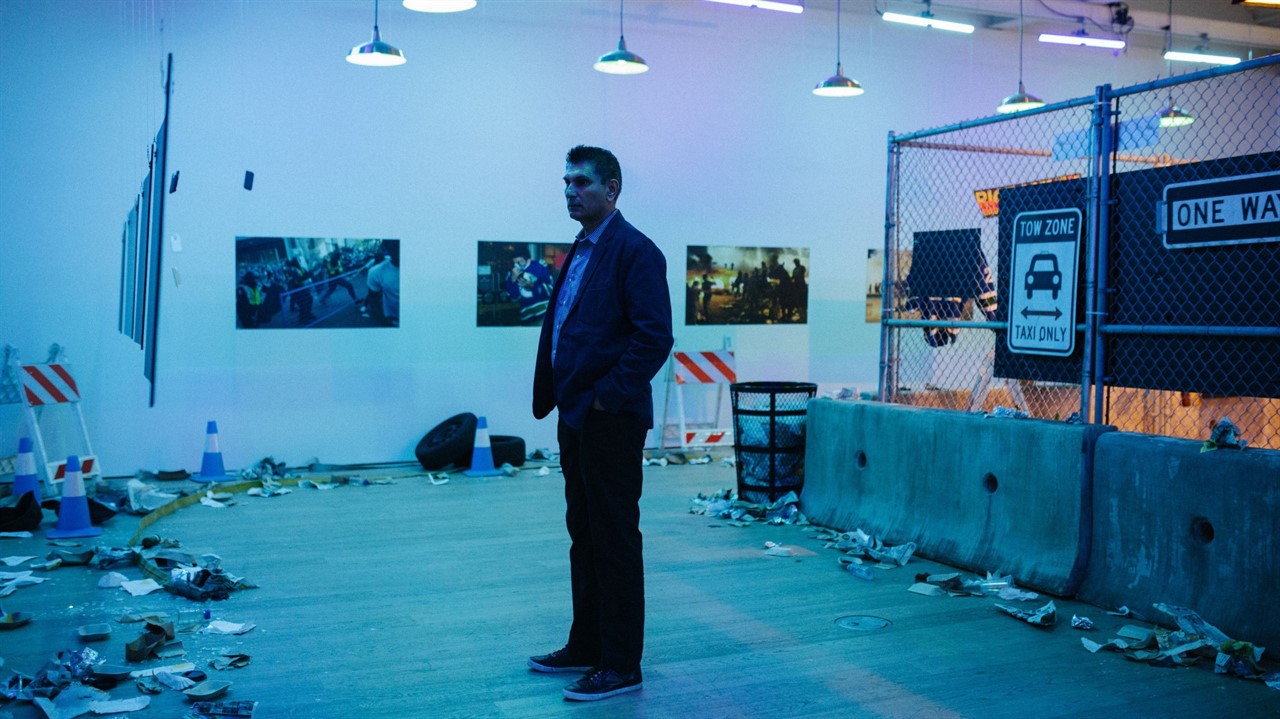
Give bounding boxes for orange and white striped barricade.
[660,347,737,450]
[4,344,101,494]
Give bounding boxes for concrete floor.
[1,459,1278,718]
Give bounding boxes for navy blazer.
[533,211,674,430]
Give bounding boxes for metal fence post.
[879,131,900,403]
[1080,83,1113,424]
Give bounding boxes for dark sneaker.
[562,668,642,701]
[528,647,593,674]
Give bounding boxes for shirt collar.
[575,209,617,246]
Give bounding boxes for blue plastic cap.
[18,437,32,453]
[476,416,488,429]
[207,420,218,433]
[66,455,81,472]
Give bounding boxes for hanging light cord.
[374,0,381,35]
[1164,0,1174,103]
[1017,0,1026,87]
[836,0,843,70]
[620,0,627,43]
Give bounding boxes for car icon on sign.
[1025,253,1062,300]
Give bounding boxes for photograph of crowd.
[685,245,809,325]
[476,241,572,327]
[234,237,400,329]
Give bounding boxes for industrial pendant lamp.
[1157,1,1195,127]
[1157,100,1195,127]
[403,0,476,11]
[996,0,1043,113]
[347,0,406,66]
[813,0,864,97]
[595,0,649,75]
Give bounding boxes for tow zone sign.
[1007,208,1081,357]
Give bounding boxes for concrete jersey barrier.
[1079,432,1280,650]
[802,399,1114,596]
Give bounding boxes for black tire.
[488,435,527,468]
[415,413,478,470]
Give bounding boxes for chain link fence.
[881,56,1280,449]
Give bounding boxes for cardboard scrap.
[120,578,163,597]
[908,582,947,597]
[89,695,151,714]
[210,653,252,671]
[201,620,256,635]
[0,570,46,597]
[99,572,129,588]
[33,684,106,719]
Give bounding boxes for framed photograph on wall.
[234,237,399,329]
[685,245,809,325]
[865,248,913,323]
[477,241,572,327]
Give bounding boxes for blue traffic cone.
[196,421,231,483]
[464,416,503,477]
[13,437,42,507]
[47,456,102,539]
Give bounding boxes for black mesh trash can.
[730,381,818,503]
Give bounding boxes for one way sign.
[1007,208,1081,356]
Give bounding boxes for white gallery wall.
[0,0,1209,472]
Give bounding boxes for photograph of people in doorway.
[685,245,809,325]
[476,241,572,327]
[234,236,398,329]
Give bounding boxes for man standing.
[529,146,673,701]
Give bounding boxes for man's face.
[513,256,529,271]
[564,161,616,230]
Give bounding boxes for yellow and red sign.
[973,174,1081,218]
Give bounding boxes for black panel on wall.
[1106,151,1280,398]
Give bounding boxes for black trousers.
[558,409,646,673]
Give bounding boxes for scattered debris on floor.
[0,569,46,597]
[245,478,291,498]
[763,541,816,558]
[209,654,251,671]
[906,570,1038,600]
[1072,615,1095,630]
[125,479,182,514]
[809,526,916,567]
[187,699,258,718]
[1080,603,1280,689]
[689,489,807,525]
[644,451,714,467]
[996,600,1058,627]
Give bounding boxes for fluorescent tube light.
[704,0,803,13]
[1039,32,1125,49]
[1163,50,1241,65]
[403,0,476,10]
[882,11,974,33]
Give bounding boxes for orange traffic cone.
[12,437,41,507]
[47,456,102,539]
[464,416,502,477]
[196,421,232,483]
